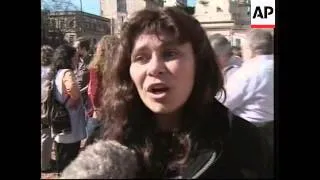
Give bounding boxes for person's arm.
[223,66,240,83]
[88,69,99,108]
[222,70,249,111]
[224,64,265,111]
[80,85,89,93]
[62,70,81,107]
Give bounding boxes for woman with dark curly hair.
[86,7,272,178]
[49,44,87,174]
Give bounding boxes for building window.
[91,22,94,30]
[121,16,125,24]
[199,0,209,6]
[51,19,56,29]
[47,19,51,27]
[216,7,223,12]
[117,0,127,13]
[105,24,110,34]
[60,19,65,29]
[236,39,241,47]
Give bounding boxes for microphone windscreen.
[60,140,138,179]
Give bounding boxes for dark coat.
[124,100,273,178]
[178,101,273,179]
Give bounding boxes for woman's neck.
[155,110,182,133]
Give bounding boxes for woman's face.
[129,33,195,114]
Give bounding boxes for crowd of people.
[41,7,274,178]
[41,35,119,174]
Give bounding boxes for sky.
[188,0,196,7]
[70,0,100,15]
[70,0,197,16]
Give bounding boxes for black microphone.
[60,140,139,179]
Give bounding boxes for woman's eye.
[133,55,148,63]
[162,50,178,60]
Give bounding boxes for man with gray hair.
[209,33,242,82]
[220,29,274,147]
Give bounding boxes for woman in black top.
[100,7,273,178]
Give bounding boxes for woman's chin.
[146,103,177,114]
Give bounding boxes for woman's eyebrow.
[131,40,181,56]
[131,46,149,58]
[159,40,180,48]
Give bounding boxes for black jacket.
[124,100,273,178]
[178,102,273,179]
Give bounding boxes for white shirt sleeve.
[219,56,274,123]
[223,70,249,111]
[223,63,264,111]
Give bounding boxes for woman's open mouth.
[147,83,170,100]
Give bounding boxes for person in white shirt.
[231,46,244,64]
[220,29,274,146]
[209,34,242,83]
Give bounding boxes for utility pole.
[80,0,83,12]
[78,0,83,39]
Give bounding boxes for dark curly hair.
[101,7,224,178]
[48,44,76,80]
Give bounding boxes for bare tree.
[41,0,79,12]
[41,0,79,47]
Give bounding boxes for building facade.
[41,10,50,45]
[44,11,111,47]
[100,0,163,35]
[194,0,251,47]
[163,0,187,7]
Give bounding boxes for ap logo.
[251,0,275,28]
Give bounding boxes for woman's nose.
[146,54,166,76]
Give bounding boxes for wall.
[194,0,232,22]
[101,0,163,35]
[46,11,110,46]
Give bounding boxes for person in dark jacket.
[78,7,273,178]
[73,37,92,116]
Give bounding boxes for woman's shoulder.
[56,69,73,76]
[196,101,273,178]
[60,69,75,79]
[206,100,263,138]
[206,116,272,178]
[89,68,100,76]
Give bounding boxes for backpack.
[41,72,72,134]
